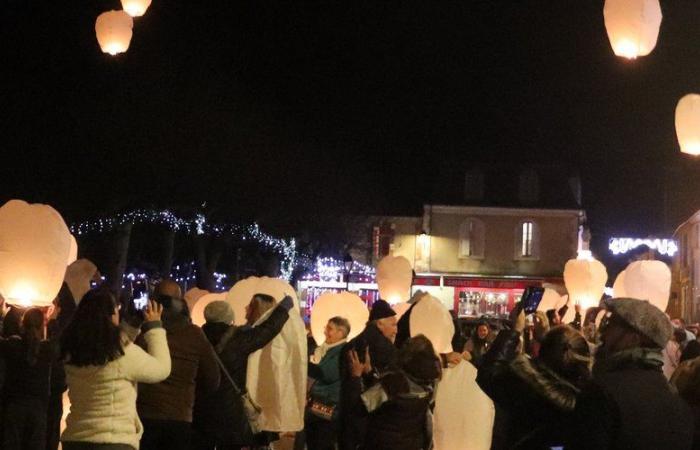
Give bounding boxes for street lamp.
[343,254,354,290]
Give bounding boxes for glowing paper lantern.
[65,259,99,304]
[184,287,209,312]
[675,94,700,156]
[376,255,413,303]
[95,11,134,56]
[67,235,78,266]
[190,293,227,327]
[409,294,455,354]
[434,361,494,450]
[310,292,368,345]
[121,0,152,17]
[537,288,562,313]
[226,276,299,326]
[603,0,662,59]
[564,259,608,310]
[621,260,671,311]
[0,200,71,307]
[613,270,628,297]
[392,302,411,321]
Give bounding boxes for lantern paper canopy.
[675,94,700,156]
[603,0,662,59]
[392,302,411,321]
[613,270,627,297]
[121,0,152,17]
[67,235,78,266]
[95,11,134,55]
[537,288,562,313]
[0,200,72,307]
[310,292,368,345]
[621,260,671,312]
[410,294,455,354]
[376,255,413,303]
[190,293,227,327]
[65,259,99,304]
[184,287,209,312]
[564,259,608,310]
[226,276,299,326]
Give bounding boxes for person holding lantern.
[60,288,171,450]
[0,304,58,450]
[571,298,693,449]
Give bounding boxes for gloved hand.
[279,295,294,311]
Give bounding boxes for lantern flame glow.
[9,282,39,307]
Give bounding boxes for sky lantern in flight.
[121,0,152,17]
[376,255,413,303]
[95,10,134,56]
[675,94,700,156]
[564,258,608,310]
[0,200,72,307]
[603,0,662,59]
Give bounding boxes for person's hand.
[514,309,526,333]
[533,311,550,341]
[444,351,462,367]
[143,300,163,322]
[348,348,366,378]
[0,294,9,318]
[461,351,472,361]
[362,346,372,374]
[279,295,294,311]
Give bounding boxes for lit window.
[521,221,534,257]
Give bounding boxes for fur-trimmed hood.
[509,355,581,412]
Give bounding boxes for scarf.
[593,347,664,377]
[311,339,346,364]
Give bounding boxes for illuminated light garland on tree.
[70,209,297,280]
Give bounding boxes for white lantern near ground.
[226,276,299,326]
[184,287,209,312]
[376,255,413,303]
[310,292,368,345]
[621,260,671,311]
[564,259,608,310]
[121,0,152,17]
[675,94,700,156]
[409,294,455,354]
[0,200,72,307]
[65,259,99,304]
[537,288,562,313]
[67,235,78,266]
[95,11,134,55]
[603,0,662,59]
[392,302,411,321]
[613,270,627,297]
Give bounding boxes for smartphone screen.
[521,286,545,314]
[132,284,149,311]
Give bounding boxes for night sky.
[4,0,700,248]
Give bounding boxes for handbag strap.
[212,347,245,396]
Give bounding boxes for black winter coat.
[192,306,289,446]
[571,349,693,450]
[338,323,398,450]
[476,330,583,450]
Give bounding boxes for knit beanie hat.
[204,300,235,324]
[369,299,396,321]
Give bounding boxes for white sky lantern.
[65,259,99,304]
[675,94,700,156]
[67,235,78,266]
[613,269,628,297]
[310,291,368,345]
[190,293,227,327]
[603,0,662,59]
[226,276,299,326]
[622,260,671,311]
[0,200,71,307]
[410,294,455,354]
[121,0,152,17]
[95,11,134,56]
[376,255,413,303]
[184,287,209,312]
[564,259,608,311]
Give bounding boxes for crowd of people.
[0,278,699,450]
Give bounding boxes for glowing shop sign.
[608,238,678,257]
